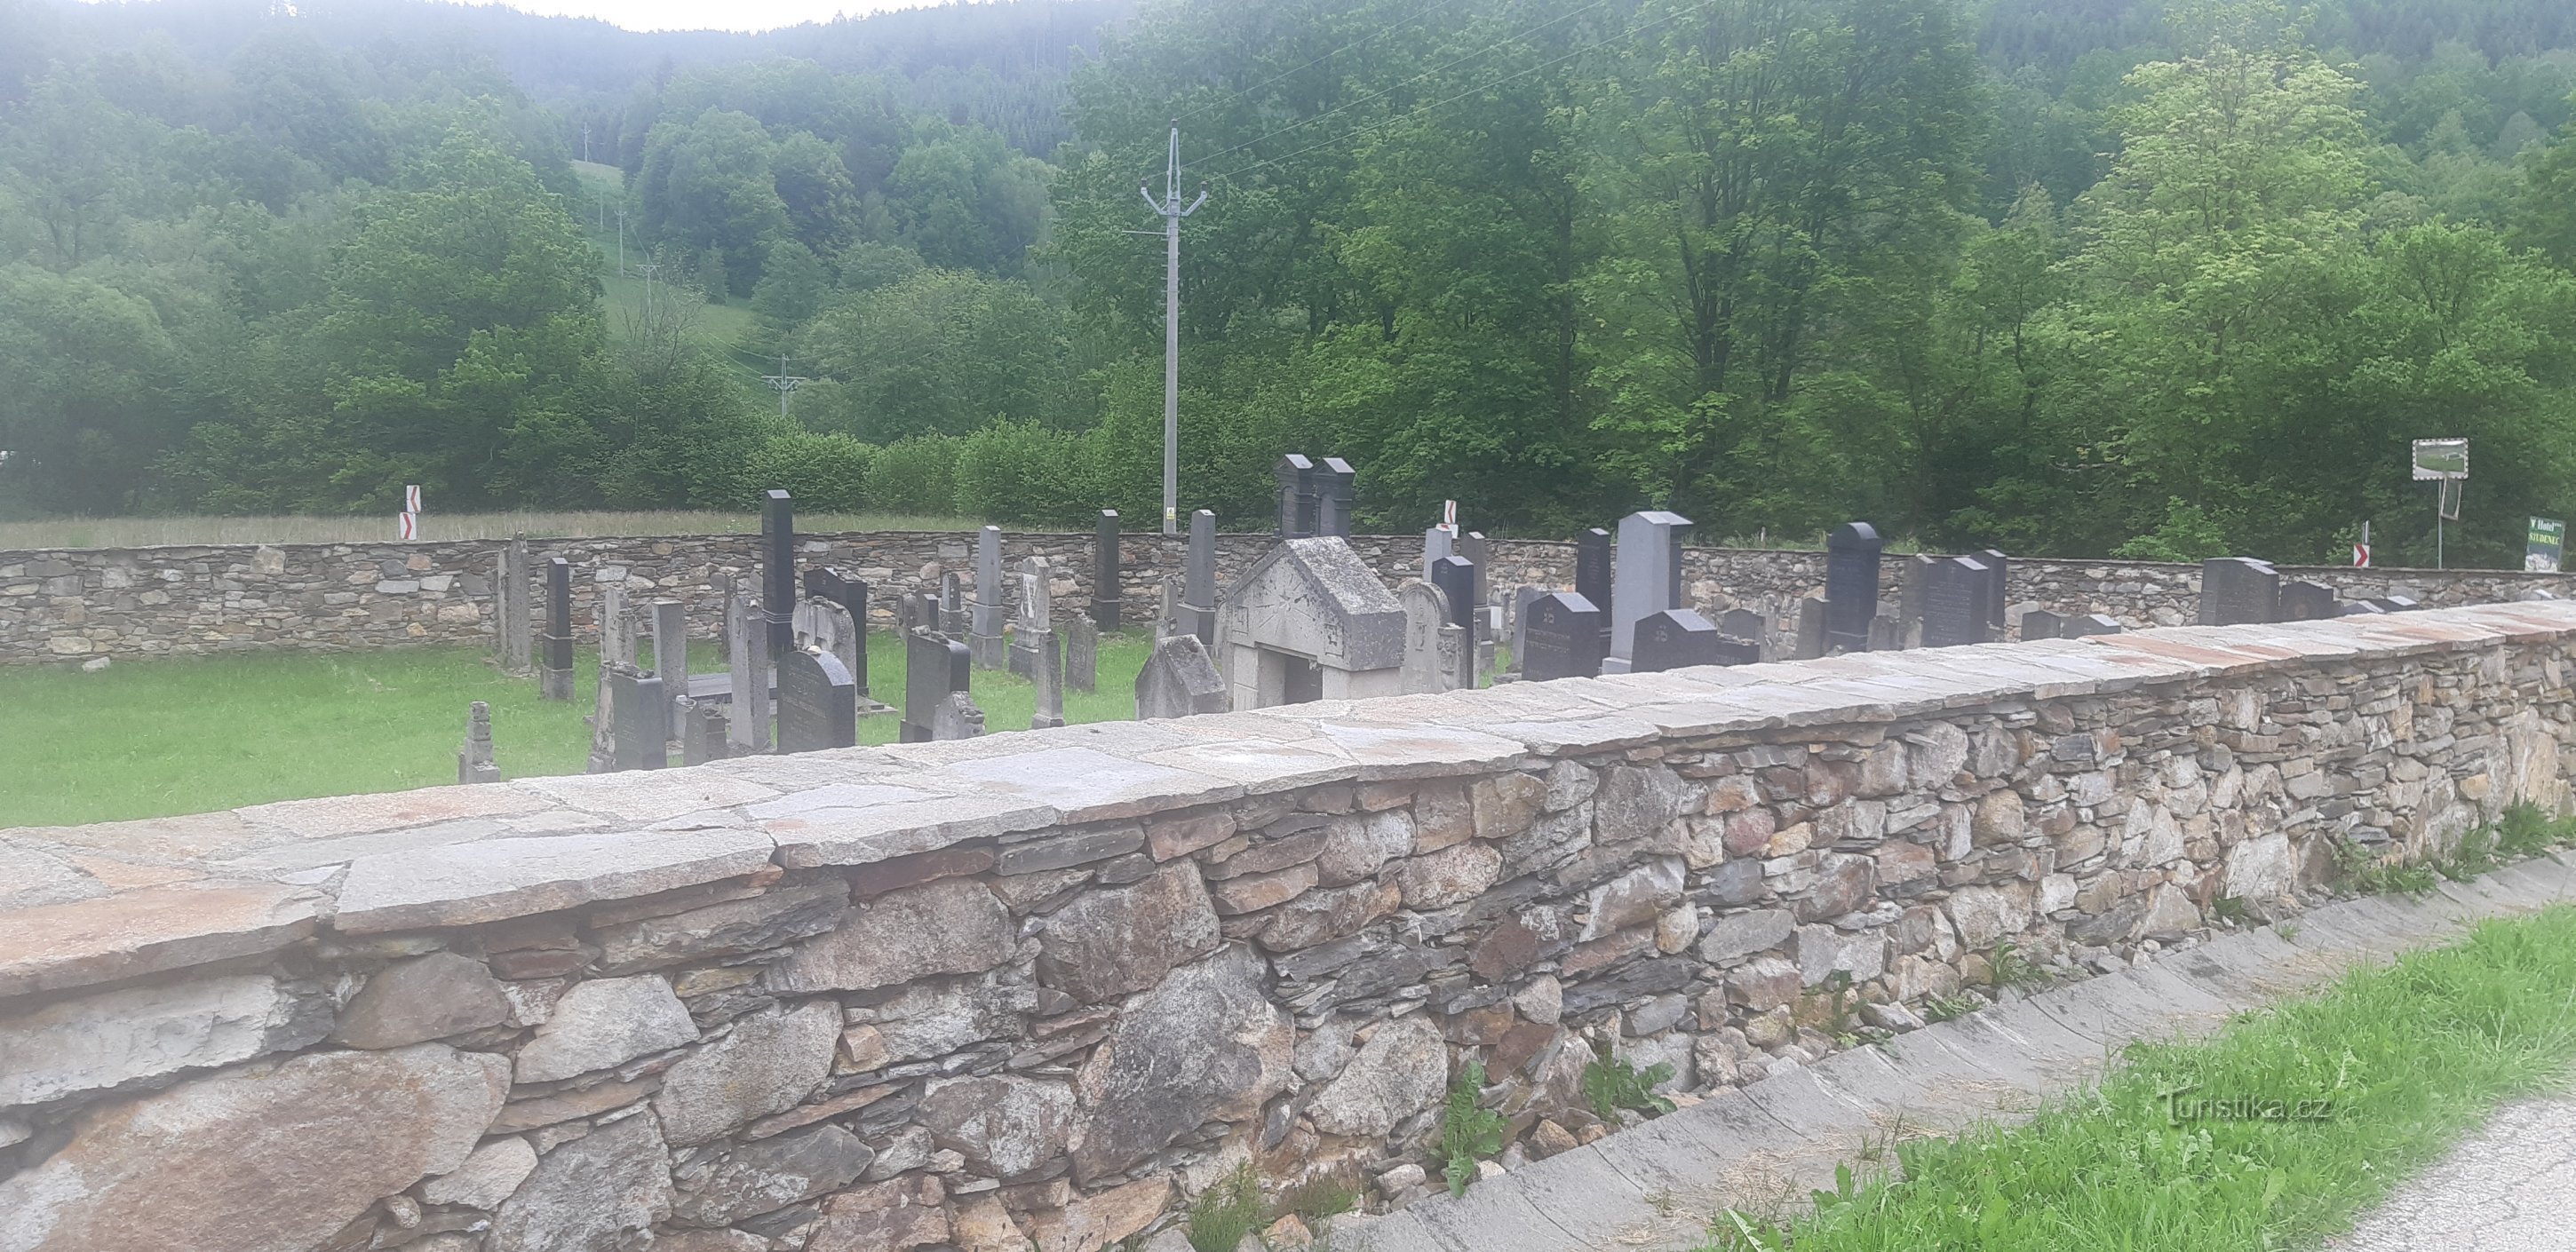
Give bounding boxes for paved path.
[1340,851,2576,1252]
[2328,1096,2576,1252]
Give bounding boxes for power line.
[1170,0,1475,127]
[1184,0,1623,175]
[1207,0,1719,185]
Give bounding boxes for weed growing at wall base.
[1698,906,2576,1251]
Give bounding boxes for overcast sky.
[442,0,935,34]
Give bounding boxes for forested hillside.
[5,0,2576,567]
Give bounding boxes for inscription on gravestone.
[1825,522,1883,653]
[776,649,857,753]
[1519,591,1603,682]
[1919,557,1991,648]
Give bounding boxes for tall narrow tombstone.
[894,591,924,638]
[587,584,634,773]
[725,590,772,754]
[1897,554,1935,648]
[1136,633,1228,718]
[1631,609,1724,672]
[1091,510,1122,630]
[1421,526,1455,582]
[1429,556,1477,634]
[680,700,728,765]
[1019,556,1062,725]
[1180,510,1219,646]
[1459,531,1491,617]
[1793,598,1829,660]
[761,490,796,657]
[497,536,533,675]
[1158,577,1182,640]
[540,557,575,701]
[803,567,870,696]
[2061,613,2125,638]
[1428,555,1479,690]
[1603,511,1690,673]
[1066,614,1100,693]
[1032,629,1066,730]
[940,572,968,637]
[2198,558,2280,625]
[1400,582,1458,694]
[457,701,501,784]
[1511,584,1545,672]
[776,649,858,752]
[969,525,1007,669]
[608,672,667,771]
[1976,550,2011,636]
[650,599,688,726]
[1919,557,1992,647]
[1275,453,1316,538]
[1316,457,1356,537]
[1520,591,1603,682]
[2019,608,2064,640]
[1824,522,1883,653]
[1575,527,1613,654]
[2278,581,2337,622]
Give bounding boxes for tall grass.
[0,511,985,551]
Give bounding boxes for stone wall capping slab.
[333,827,777,933]
[1133,741,1359,794]
[0,879,325,998]
[763,790,1059,869]
[233,785,558,841]
[945,746,1246,822]
[515,773,783,824]
[1308,722,1526,781]
[1475,716,1666,756]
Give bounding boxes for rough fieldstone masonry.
[5,528,2567,663]
[2,603,2572,1252]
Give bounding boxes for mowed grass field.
[0,632,1154,828]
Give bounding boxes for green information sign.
[2527,517,2564,573]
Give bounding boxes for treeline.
[9,0,2576,568]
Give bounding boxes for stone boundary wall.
[8,527,2571,665]
[4,602,2571,1252]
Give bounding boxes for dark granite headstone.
[1316,457,1356,537]
[1976,549,2010,635]
[1275,454,1316,538]
[1459,532,1490,617]
[2278,580,2337,622]
[540,556,575,700]
[776,649,857,753]
[2338,600,2386,616]
[1709,638,1761,667]
[1520,591,1603,682]
[1719,608,1767,644]
[608,672,667,771]
[761,489,795,655]
[2019,608,2064,640]
[899,630,972,744]
[1919,557,1992,648]
[2198,558,2280,625]
[1825,522,1883,652]
[2061,613,2125,638]
[1429,556,1477,636]
[1092,510,1121,630]
[1576,527,1613,652]
[1631,609,1724,672]
[804,567,870,695]
[2370,595,2423,613]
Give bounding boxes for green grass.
[0,631,1155,828]
[568,159,769,404]
[1704,904,2576,1251]
[0,510,982,549]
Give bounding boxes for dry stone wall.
[8,529,2570,665]
[4,603,2572,1252]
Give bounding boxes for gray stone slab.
[944,747,1244,822]
[2023,973,2193,1049]
[1407,1173,1584,1252]
[1872,1025,2053,1107]
[1484,1144,1659,1248]
[1949,1000,2112,1070]
[759,788,1060,869]
[1735,1064,1879,1145]
[1337,1212,1451,1252]
[2115,960,2247,1030]
[334,828,776,933]
[1810,1037,2015,1134]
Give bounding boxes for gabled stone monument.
[1212,536,1407,709]
[1136,634,1228,719]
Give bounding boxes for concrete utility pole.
[616,206,628,278]
[636,261,661,321]
[1141,122,1206,535]
[762,353,807,420]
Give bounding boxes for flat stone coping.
[5,601,2573,1001]
[1338,850,2576,1252]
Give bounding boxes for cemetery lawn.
[0,633,1156,828]
[1701,905,2576,1252]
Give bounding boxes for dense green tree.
[636,108,789,294]
[795,266,1072,440]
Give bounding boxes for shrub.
[952,420,1093,526]
[741,430,874,511]
[863,434,960,516]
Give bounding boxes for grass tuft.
[1187,1162,1265,1252]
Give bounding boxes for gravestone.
[2278,581,2338,622]
[1575,527,1613,654]
[1976,550,2011,636]
[1275,453,1316,538]
[804,567,870,695]
[794,597,862,698]
[2337,600,2386,616]
[540,557,575,701]
[1898,554,1934,647]
[680,700,728,765]
[1867,613,1905,651]
[901,631,978,743]
[1459,531,1491,617]
[2371,595,2423,613]
[608,671,667,771]
[1793,598,1828,660]
[1520,591,1603,682]
[588,585,636,773]
[2198,558,2280,625]
[1136,633,1228,718]
[496,536,533,676]
[1066,614,1100,693]
[1511,584,1545,672]
[1919,557,1992,648]
[1400,582,1459,694]
[457,701,500,784]
[650,599,688,725]
[1630,609,1724,672]
[1214,537,1409,708]
[940,572,968,637]
[1604,511,1690,673]
[1427,557,1478,690]
[1316,457,1356,537]
[969,525,1007,669]
[1421,526,1455,582]
[1008,555,1053,678]
[2019,608,2064,640]
[1429,556,1477,633]
[2061,613,2124,638]
[1718,608,1768,652]
[894,591,925,638]
[725,590,772,754]
[1033,629,1066,729]
[761,490,796,656]
[1824,522,1883,653]
[1092,510,1122,630]
[776,649,858,753]
[1158,577,1181,639]
[1180,509,1219,645]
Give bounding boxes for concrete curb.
[1343,852,2576,1252]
